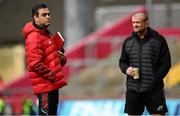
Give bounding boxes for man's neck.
[33,22,44,30]
[33,22,50,34]
[33,22,48,30]
[137,28,147,39]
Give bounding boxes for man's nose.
[46,15,50,18]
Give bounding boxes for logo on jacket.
[157,105,163,111]
[49,40,52,44]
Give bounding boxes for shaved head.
[132,11,148,22]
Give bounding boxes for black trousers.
[37,89,59,115]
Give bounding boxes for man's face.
[132,13,148,33]
[34,8,51,28]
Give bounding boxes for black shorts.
[124,89,168,115]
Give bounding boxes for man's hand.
[126,66,135,77]
[58,51,67,66]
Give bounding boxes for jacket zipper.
[138,39,143,91]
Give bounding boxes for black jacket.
[119,27,171,92]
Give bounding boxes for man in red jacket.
[22,3,67,115]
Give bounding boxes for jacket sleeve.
[156,37,171,80]
[119,40,129,74]
[26,35,54,81]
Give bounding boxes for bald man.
[119,11,171,115]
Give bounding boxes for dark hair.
[32,3,48,18]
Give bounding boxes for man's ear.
[34,15,38,22]
[145,20,149,27]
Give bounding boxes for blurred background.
[0,0,180,115]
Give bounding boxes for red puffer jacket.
[22,22,67,94]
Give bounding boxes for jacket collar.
[132,27,152,43]
[33,22,50,35]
